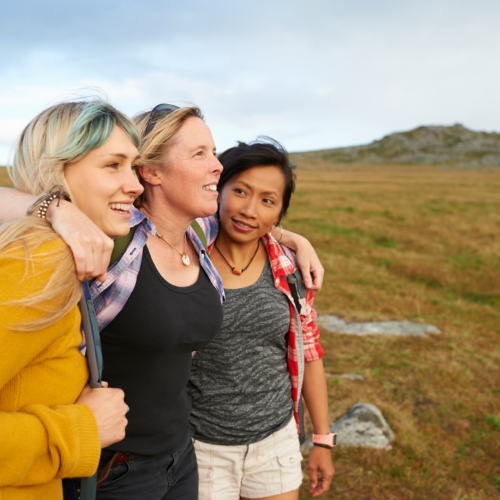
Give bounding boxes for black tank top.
[100,245,223,457]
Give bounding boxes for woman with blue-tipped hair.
[0,100,139,499]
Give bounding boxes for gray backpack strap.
[78,283,103,500]
[280,245,306,314]
[79,283,103,389]
[298,396,306,445]
[280,244,307,444]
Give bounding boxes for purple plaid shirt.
[89,208,224,335]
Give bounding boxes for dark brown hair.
[217,137,296,222]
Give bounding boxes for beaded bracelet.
[26,186,71,219]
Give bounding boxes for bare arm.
[0,187,35,219]
[0,187,113,282]
[271,227,325,291]
[302,359,335,497]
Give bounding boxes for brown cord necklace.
[215,240,260,275]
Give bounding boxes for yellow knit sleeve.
[0,405,100,485]
[0,238,100,486]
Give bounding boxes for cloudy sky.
[1,0,499,164]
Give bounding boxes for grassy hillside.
[0,166,11,187]
[2,162,498,497]
[290,164,500,499]
[293,124,500,167]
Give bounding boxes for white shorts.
[194,417,303,499]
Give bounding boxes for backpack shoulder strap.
[77,283,103,499]
[79,283,103,389]
[109,225,138,267]
[280,244,307,445]
[190,219,208,253]
[280,244,307,313]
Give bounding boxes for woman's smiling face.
[139,116,222,221]
[64,125,144,238]
[218,165,285,243]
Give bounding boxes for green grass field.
[289,164,500,499]
[0,166,11,187]
[2,164,499,498]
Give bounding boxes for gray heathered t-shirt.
[187,259,294,445]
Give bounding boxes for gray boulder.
[326,373,364,381]
[316,315,441,336]
[300,403,395,453]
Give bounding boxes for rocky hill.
[293,124,500,167]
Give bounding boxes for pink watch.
[312,432,337,449]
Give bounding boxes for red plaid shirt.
[208,232,324,435]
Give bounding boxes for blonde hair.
[1,99,140,331]
[133,106,204,208]
[9,100,139,198]
[0,218,81,332]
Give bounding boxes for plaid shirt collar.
[90,207,225,332]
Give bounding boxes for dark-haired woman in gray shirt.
[188,139,335,500]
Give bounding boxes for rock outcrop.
[293,124,500,167]
[316,315,441,336]
[325,373,364,381]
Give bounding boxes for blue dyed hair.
[55,100,140,163]
[11,99,141,196]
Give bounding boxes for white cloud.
[0,0,500,163]
[0,119,30,145]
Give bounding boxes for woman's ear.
[138,165,162,186]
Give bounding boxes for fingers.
[77,235,96,281]
[309,463,318,489]
[316,468,334,495]
[96,235,114,281]
[294,244,324,292]
[71,242,87,282]
[308,449,335,497]
[101,381,109,388]
[79,233,112,282]
[70,231,113,281]
[301,267,314,290]
[310,266,324,292]
[47,200,114,282]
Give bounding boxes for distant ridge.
[294,124,500,167]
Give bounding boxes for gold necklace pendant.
[156,232,191,266]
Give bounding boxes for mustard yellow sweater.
[0,237,100,500]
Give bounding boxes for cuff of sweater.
[59,403,101,479]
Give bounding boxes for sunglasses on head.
[145,103,180,135]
